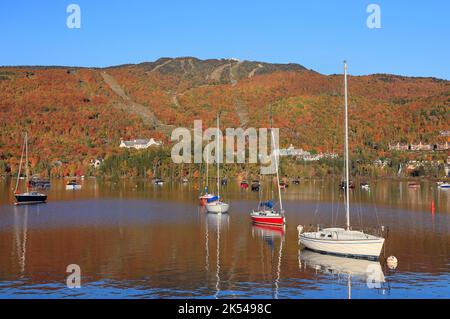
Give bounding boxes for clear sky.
[1,0,449,79]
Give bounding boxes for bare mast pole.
[344,61,350,230]
[217,113,220,200]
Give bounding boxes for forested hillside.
[0,57,448,177]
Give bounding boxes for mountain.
[0,57,448,176]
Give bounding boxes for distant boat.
[250,130,285,227]
[153,178,164,185]
[279,181,288,189]
[340,180,355,189]
[221,177,227,186]
[408,182,420,189]
[297,62,385,260]
[360,182,370,190]
[14,133,47,205]
[240,180,249,189]
[437,182,450,189]
[66,179,82,190]
[251,180,260,192]
[181,177,189,184]
[199,150,217,206]
[28,177,51,189]
[205,114,229,214]
[292,179,300,185]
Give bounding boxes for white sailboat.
[206,114,230,214]
[297,62,385,260]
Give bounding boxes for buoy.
[387,256,398,270]
[431,200,435,214]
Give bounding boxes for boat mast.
[206,148,209,192]
[25,132,30,192]
[216,113,220,199]
[344,61,350,230]
[14,133,26,194]
[271,130,283,212]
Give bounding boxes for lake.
[0,177,449,298]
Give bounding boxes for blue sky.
[1,0,449,79]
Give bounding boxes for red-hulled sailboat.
[250,130,285,227]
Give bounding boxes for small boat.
[360,182,370,190]
[240,180,249,189]
[153,178,164,185]
[408,182,420,189]
[205,200,230,214]
[221,177,227,186]
[15,191,47,205]
[298,62,385,260]
[292,179,300,185]
[205,114,230,214]
[340,180,355,189]
[251,130,285,227]
[199,152,217,206]
[251,180,260,192]
[14,133,47,205]
[199,185,217,206]
[279,181,288,189]
[251,201,285,226]
[181,177,189,184]
[66,180,82,190]
[438,182,450,189]
[28,177,51,189]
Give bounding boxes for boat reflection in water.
[205,213,229,299]
[252,224,285,299]
[299,249,386,299]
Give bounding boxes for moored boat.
[205,113,230,214]
[250,129,285,227]
[408,182,420,189]
[240,180,249,189]
[13,133,47,205]
[437,182,450,189]
[297,62,385,260]
[15,191,47,205]
[251,180,260,192]
[66,179,82,190]
[251,201,285,226]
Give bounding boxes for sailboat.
[297,62,385,260]
[250,130,286,226]
[205,114,230,214]
[14,132,47,205]
[199,149,217,206]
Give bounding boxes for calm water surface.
[0,178,449,298]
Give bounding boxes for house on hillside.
[435,142,449,151]
[409,142,432,151]
[388,143,409,151]
[119,138,162,150]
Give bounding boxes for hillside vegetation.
[0,57,448,177]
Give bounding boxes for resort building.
[119,138,162,150]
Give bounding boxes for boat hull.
[299,235,385,260]
[66,185,82,190]
[15,194,47,205]
[251,215,285,226]
[205,202,229,214]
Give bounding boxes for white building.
[120,138,162,150]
